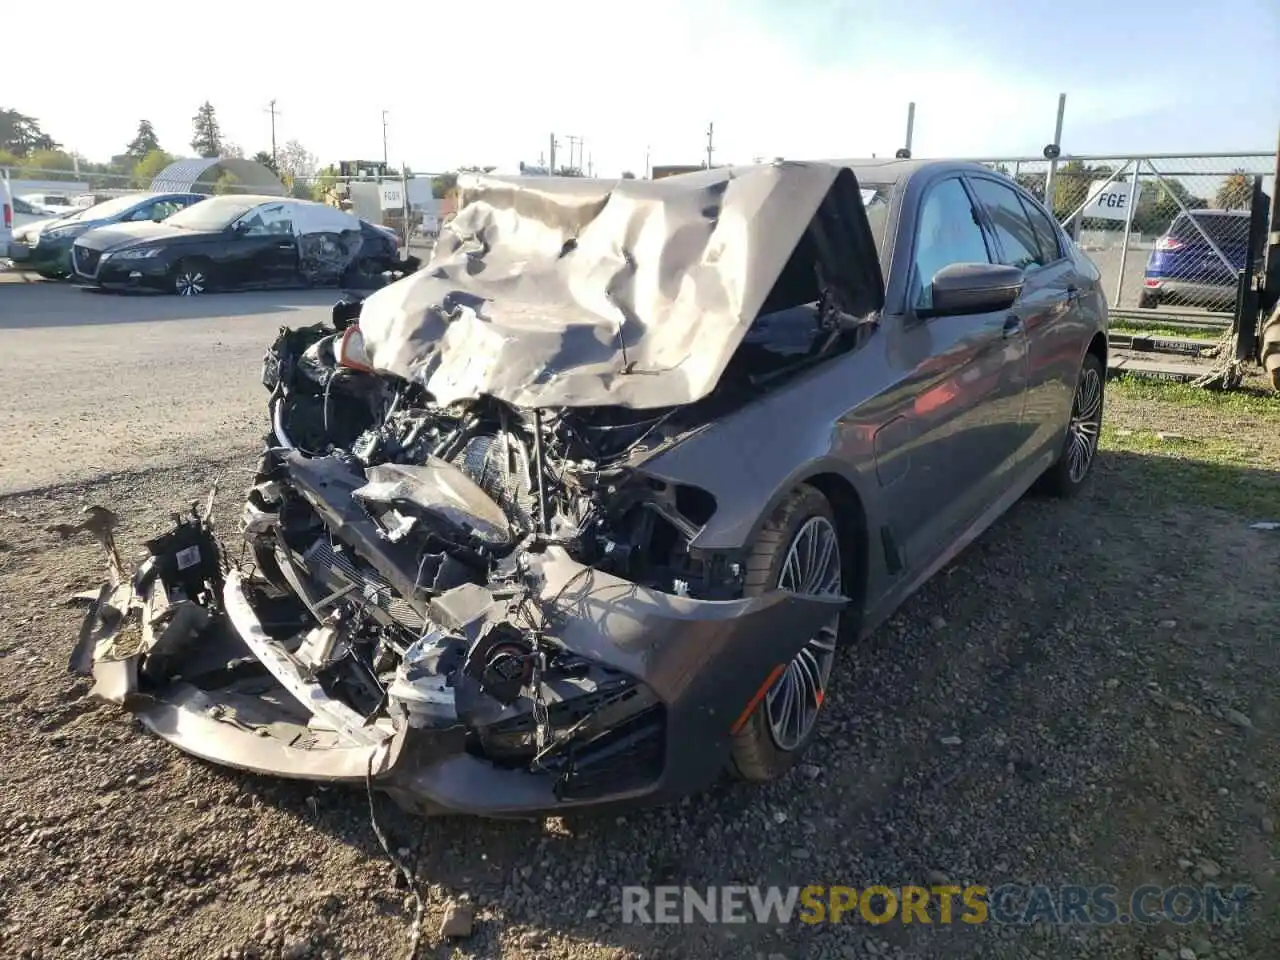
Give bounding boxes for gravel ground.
[1,284,1277,960]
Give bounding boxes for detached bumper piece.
[70,454,840,817]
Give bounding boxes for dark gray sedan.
[72,159,1107,816]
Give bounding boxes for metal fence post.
[1113,160,1142,308]
[401,164,410,250]
[1043,93,1066,213]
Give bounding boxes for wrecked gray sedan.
[71,159,1107,816]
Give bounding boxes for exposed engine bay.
[69,163,882,816]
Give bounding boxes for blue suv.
[1140,209,1251,310]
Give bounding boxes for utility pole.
[565,135,583,173]
[705,122,714,169]
[382,110,390,168]
[266,99,280,168]
[549,133,558,175]
[644,145,650,179]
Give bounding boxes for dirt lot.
[1,282,1278,960]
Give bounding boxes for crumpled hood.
[356,162,885,410]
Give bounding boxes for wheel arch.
[801,471,870,637]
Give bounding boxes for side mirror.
[922,262,1024,318]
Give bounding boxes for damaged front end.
[71,164,881,815]
[70,313,842,816]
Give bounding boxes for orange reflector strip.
[730,664,786,734]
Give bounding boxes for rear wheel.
[36,268,68,280]
[1040,353,1104,497]
[730,486,843,782]
[173,259,213,296]
[1138,290,1159,309]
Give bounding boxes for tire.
[173,259,213,296]
[1138,290,1159,309]
[36,268,67,280]
[729,485,843,782]
[1040,352,1105,498]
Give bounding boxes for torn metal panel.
[355,163,885,409]
[297,229,363,284]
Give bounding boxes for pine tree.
[190,102,222,159]
[126,120,161,160]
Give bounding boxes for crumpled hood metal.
[356,163,885,410]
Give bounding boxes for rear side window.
[967,177,1045,269]
[1018,195,1062,263]
[1170,212,1249,246]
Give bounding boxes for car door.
[874,175,1030,571]
[229,203,299,287]
[253,202,301,285]
[965,174,1086,469]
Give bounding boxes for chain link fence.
[6,154,1274,317]
[965,153,1276,316]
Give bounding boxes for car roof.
[713,158,999,189]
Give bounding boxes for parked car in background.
[11,194,54,231]
[1140,209,1252,310]
[11,192,203,279]
[357,219,420,276]
[20,193,79,217]
[73,195,420,295]
[1,178,11,258]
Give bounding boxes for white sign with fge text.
[379,183,405,211]
[1081,180,1133,221]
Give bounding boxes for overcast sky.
[8,0,1279,175]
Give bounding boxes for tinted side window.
[1018,194,1062,263]
[912,177,992,309]
[968,178,1044,269]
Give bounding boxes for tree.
[21,148,77,180]
[125,120,161,160]
[277,140,317,180]
[431,172,458,199]
[252,151,278,174]
[220,142,245,160]
[310,164,339,204]
[212,170,242,195]
[190,101,222,158]
[1215,170,1253,211]
[132,149,174,187]
[621,171,637,179]
[0,108,58,156]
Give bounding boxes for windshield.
[67,195,153,222]
[165,196,259,231]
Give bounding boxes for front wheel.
[1040,352,1104,497]
[173,259,213,296]
[730,485,844,782]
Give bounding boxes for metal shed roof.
[149,157,286,196]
